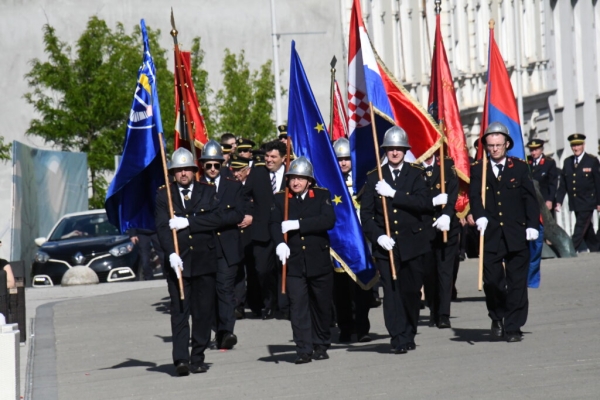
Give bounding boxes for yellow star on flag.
[314,122,325,133]
[332,195,342,205]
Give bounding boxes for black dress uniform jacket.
[469,157,539,253]
[270,187,336,277]
[243,166,275,242]
[556,153,600,212]
[200,176,245,266]
[360,163,433,261]
[527,154,558,203]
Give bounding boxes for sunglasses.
[204,163,221,170]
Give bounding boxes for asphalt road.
[21,255,600,399]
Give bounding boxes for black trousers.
[423,229,459,317]
[377,253,424,348]
[215,258,238,335]
[333,271,371,337]
[287,271,333,355]
[166,272,215,366]
[573,210,600,252]
[135,233,163,280]
[483,236,529,332]
[252,240,278,311]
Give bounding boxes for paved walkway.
[21,255,600,399]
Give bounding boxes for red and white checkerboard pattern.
[348,85,371,133]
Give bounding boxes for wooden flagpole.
[281,136,292,294]
[478,150,488,291]
[369,102,397,280]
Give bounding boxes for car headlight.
[34,251,50,263]
[109,241,135,257]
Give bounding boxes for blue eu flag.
[287,41,377,288]
[105,19,165,233]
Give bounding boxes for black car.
[31,210,161,287]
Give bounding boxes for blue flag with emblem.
[105,19,165,234]
[287,41,377,289]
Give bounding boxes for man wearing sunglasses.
[199,140,245,350]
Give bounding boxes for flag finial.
[489,19,495,29]
[435,0,441,14]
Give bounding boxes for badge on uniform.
[426,171,433,177]
[436,183,440,189]
[184,195,190,201]
[584,168,591,173]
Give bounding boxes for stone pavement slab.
[25,256,600,399]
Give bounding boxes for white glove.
[432,214,451,231]
[281,220,300,234]
[377,235,396,251]
[169,253,183,279]
[375,180,396,198]
[526,228,539,241]
[432,193,448,207]
[476,217,488,236]
[169,216,189,231]
[276,242,291,264]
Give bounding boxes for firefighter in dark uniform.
[360,126,432,354]
[422,153,459,329]
[236,138,255,161]
[556,133,600,252]
[198,140,245,350]
[270,156,336,364]
[156,148,225,375]
[470,122,540,343]
[331,138,372,343]
[526,139,558,211]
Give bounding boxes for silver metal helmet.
[285,156,314,180]
[333,138,351,159]
[199,139,225,161]
[381,126,411,149]
[483,122,514,150]
[169,148,198,171]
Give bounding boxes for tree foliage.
[24,17,174,209]
[214,49,276,144]
[0,137,11,161]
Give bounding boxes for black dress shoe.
[437,315,451,329]
[294,353,312,364]
[189,363,208,373]
[234,307,246,319]
[394,345,408,354]
[370,296,382,308]
[339,332,352,343]
[406,342,416,351]
[491,320,504,338]
[313,347,329,361]
[428,312,438,327]
[219,333,238,350]
[261,308,274,320]
[175,360,189,376]
[358,334,372,343]
[506,331,522,343]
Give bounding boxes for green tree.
[24,17,174,209]
[0,137,10,161]
[215,49,276,144]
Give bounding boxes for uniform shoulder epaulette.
[225,176,239,182]
[511,156,527,164]
[313,186,327,191]
[545,155,554,161]
[198,181,212,186]
[157,184,166,191]
[275,190,285,194]
[444,155,452,160]
[367,167,378,175]
[471,160,480,166]
[409,163,424,170]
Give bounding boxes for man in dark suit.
[199,140,245,350]
[360,126,433,354]
[556,133,600,252]
[422,154,459,329]
[270,156,336,364]
[470,122,540,343]
[155,148,223,375]
[526,139,558,211]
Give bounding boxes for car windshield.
[48,213,120,241]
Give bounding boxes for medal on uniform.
[426,171,433,177]
[436,183,440,189]
[184,195,190,201]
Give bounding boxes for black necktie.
[496,164,503,180]
[574,157,579,169]
[297,195,303,204]
[393,169,400,181]
[181,189,190,209]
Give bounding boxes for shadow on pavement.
[155,334,173,343]
[258,344,298,364]
[345,343,392,354]
[449,328,497,344]
[452,296,486,303]
[101,358,180,377]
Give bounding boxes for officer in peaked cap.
[526,139,558,211]
[278,124,288,142]
[469,122,539,342]
[360,125,432,354]
[270,156,336,363]
[236,138,256,161]
[556,133,600,252]
[332,137,374,343]
[221,143,233,167]
[198,140,245,350]
[155,147,239,375]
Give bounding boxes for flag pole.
[158,132,185,300]
[369,102,397,280]
[328,56,337,141]
[171,9,199,169]
[281,136,292,294]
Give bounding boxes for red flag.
[330,80,348,140]
[174,51,209,150]
[428,13,470,216]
